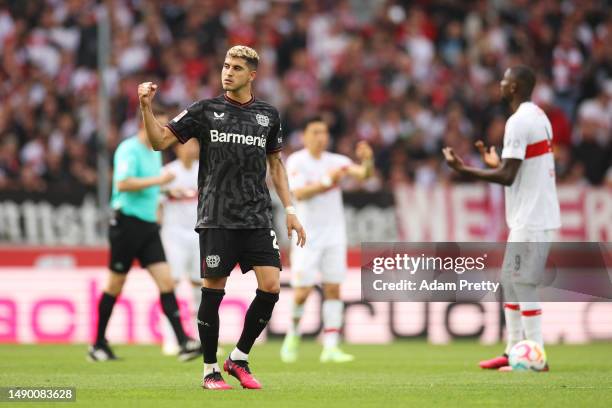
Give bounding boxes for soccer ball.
[508,340,547,371]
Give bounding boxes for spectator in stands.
[0,0,609,193]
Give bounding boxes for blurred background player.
[159,138,201,356]
[88,106,202,363]
[281,117,374,363]
[443,65,560,372]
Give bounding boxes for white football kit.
[160,160,200,283]
[500,102,561,284]
[286,150,353,287]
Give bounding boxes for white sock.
[322,299,343,349]
[162,317,178,350]
[515,283,543,347]
[230,347,248,361]
[503,303,522,354]
[520,302,543,347]
[204,363,220,377]
[289,302,304,336]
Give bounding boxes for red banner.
[393,185,611,242]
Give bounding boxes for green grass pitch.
[1,341,611,407]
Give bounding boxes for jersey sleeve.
[113,146,137,183]
[166,101,205,144]
[286,155,307,190]
[266,111,283,154]
[334,154,353,169]
[501,117,528,160]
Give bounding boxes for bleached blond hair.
[226,45,259,70]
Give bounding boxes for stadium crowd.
[0,0,610,194]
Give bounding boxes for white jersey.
[501,102,561,231]
[286,149,352,248]
[161,160,199,232]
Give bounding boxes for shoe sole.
[280,357,297,363]
[320,355,355,363]
[280,351,297,363]
[223,361,262,389]
[320,359,354,363]
[201,384,233,390]
[479,357,509,369]
[86,354,118,362]
[178,350,202,362]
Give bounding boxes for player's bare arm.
[267,151,306,247]
[293,141,374,201]
[162,187,197,199]
[292,184,328,201]
[117,171,175,192]
[291,166,347,201]
[138,82,178,150]
[442,147,522,186]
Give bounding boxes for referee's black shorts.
[108,211,166,273]
[199,228,282,278]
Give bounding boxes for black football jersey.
[166,94,283,230]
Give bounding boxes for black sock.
[198,287,225,364]
[236,289,279,355]
[160,292,187,345]
[96,292,117,345]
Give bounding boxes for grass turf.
[0,341,611,407]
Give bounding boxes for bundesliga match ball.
[508,340,547,371]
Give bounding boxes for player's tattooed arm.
[267,152,306,247]
[442,147,522,186]
[138,82,178,150]
[267,152,290,202]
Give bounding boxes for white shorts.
[161,228,200,283]
[502,229,556,285]
[289,244,347,287]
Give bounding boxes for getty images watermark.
[361,242,612,302]
[371,252,499,292]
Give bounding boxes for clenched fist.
[138,82,158,107]
[355,141,373,161]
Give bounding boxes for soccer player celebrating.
[88,107,202,363]
[137,45,306,390]
[280,117,374,363]
[159,139,201,356]
[443,65,560,371]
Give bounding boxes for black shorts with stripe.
[199,228,282,278]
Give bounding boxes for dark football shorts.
[108,211,166,273]
[199,228,282,278]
